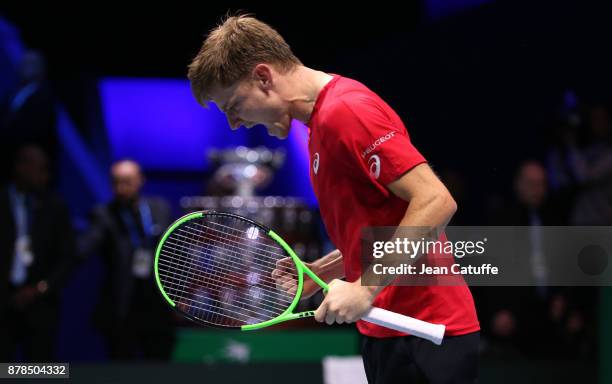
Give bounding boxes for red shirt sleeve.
[321,96,427,186]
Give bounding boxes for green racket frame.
[154,211,329,331]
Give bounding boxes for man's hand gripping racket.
[154,211,445,345]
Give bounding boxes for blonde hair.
[188,14,302,106]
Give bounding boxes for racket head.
[154,211,306,330]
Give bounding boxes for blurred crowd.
[443,94,612,360]
[0,50,176,360]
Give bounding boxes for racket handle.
[361,307,446,345]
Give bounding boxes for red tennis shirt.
[307,75,480,337]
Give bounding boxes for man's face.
[111,161,144,203]
[515,163,547,208]
[211,70,292,139]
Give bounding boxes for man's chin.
[267,127,289,139]
[275,131,289,139]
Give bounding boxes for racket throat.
[241,311,316,331]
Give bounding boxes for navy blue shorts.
[361,331,480,384]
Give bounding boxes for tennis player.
[188,15,480,383]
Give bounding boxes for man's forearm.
[361,193,457,296]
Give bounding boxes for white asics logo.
[368,154,381,179]
[313,153,320,175]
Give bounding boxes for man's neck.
[285,66,334,124]
[115,196,140,209]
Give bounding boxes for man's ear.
[253,64,273,91]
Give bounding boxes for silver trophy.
[207,146,285,197]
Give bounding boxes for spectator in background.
[482,161,554,356]
[570,104,612,225]
[0,144,76,362]
[545,117,586,193]
[505,160,569,226]
[79,159,175,360]
[510,161,561,293]
[0,50,57,183]
[545,90,587,193]
[485,160,593,358]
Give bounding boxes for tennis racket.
[154,211,445,345]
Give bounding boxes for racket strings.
[162,218,294,280]
[188,221,293,267]
[173,220,300,283]
[158,273,288,323]
[159,258,286,325]
[158,249,294,308]
[176,228,296,268]
[195,220,285,253]
[166,226,299,284]
[157,271,286,318]
[160,240,295,294]
[157,215,302,327]
[159,239,294,313]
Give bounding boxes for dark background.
[1,1,611,383]
[3,1,611,197]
